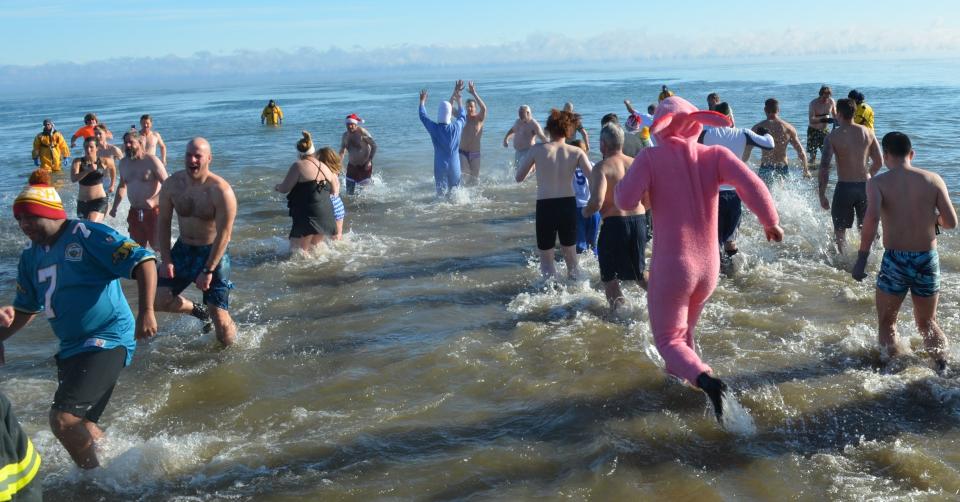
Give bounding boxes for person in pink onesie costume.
[614,96,784,421]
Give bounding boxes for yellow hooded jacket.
[32,131,70,172]
[261,105,284,126]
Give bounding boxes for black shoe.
[191,302,214,334]
[696,372,728,423]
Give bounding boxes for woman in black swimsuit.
[71,136,115,222]
[274,131,339,254]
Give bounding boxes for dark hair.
[764,98,779,114]
[140,114,152,121]
[545,109,577,140]
[83,113,97,123]
[713,102,732,117]
[848,90,864,103]
[83,136,97,146]
[881,132,912,157]
[836,98,855,119]
[601,113,619,127]
[819,85,832,96]
[647,104,656,114]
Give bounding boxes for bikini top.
[79,158,105,186]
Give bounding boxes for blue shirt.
[419,104,466,171]
[14,220,155,366]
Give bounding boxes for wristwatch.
[202,266,214,274]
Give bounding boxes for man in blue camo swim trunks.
[851,132,957,373]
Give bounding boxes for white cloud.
[2,25,957,91]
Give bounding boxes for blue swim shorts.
[877,249,940,297]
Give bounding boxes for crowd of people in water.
[0,79,953,497]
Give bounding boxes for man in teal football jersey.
[0,174,157,469]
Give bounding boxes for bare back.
[873,167,953,251]
[827,123,878,182]
[161,170,234,246]
[119,155,167,209]
[527,141,591,199]
[597,153,644,218]
[753,117,797,165]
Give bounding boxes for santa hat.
[625,114,642,132]
[14,183,67,220]
[345,114,364,125]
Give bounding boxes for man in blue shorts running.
[852,132,957,373]
[155,138,238,346]
[0,171,157,469]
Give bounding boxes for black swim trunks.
[76,197,108,218]
[598,214,648,282]
[157,240,234,310]
[53,347,126,423]
[806,127,828,156]
[535,197,578,250]
[718,189,742,244]
[758,163,789,183]
[831,181,867,230]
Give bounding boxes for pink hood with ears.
[651,96,732,143]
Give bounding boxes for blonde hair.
[317,147,342,174]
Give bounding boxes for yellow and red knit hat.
[13,170,67,220]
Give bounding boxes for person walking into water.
[419,80,467,198]
[458,81,487,186]
[516,109,593,279]
[818,98,883,255]
[32,119,70,172]
[503,105,547,168]
[615,97,783,423]
[339,113,377,195]
[261,100,283,126]
[852,132,956,373]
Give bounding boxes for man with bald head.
[154,138,238,345]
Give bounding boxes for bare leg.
[210,305,237,346]
[86,211,104,223]
[912,293,947,364]
[537,248,556,278]
[334,219,344,240]
[289,237,309,253]
[560,244,579,279]
[49,409,99,469]
[876,288,906,358]
[603,280,625,310]
[834,229,846,255]
[154,287,194,314]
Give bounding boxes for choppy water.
[1,57,960,500]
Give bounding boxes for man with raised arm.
[458,81,487,185]
[154,138,237,345]
[852,132,956,373]
[818,98,883,255]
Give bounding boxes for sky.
[1,0,958,89]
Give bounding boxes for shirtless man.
[582,124,647,308]
[155,138,237,345]
[707,92,720,111]
[458,81,487,186]
[807,86,837,165]
[338,114,378,195]
[515,109,592,279]
[562,102,589,149]
[503,105,547,168]
[818,98,883,254]
[745,98,808,183]
[139,115,167,165]
[109,131,169,249]
[852,132,957,372]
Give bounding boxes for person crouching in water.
[275,131,338,253]
[318,147,347,240]
[516,109,593,279]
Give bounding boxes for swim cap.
[14,173,66,220]
[437,101,452,124]
[345,113,364,125]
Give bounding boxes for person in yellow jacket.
[32,119,70,172]
[261,100,283,126]
[0,391,41,501]
[848,89,875,132]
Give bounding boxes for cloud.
[2,25,957,92]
